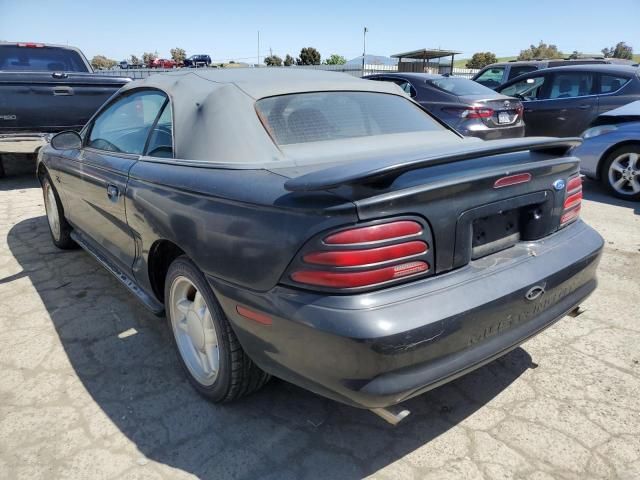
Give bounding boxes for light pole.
[362,27,368,74]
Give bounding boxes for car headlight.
[582,124,618,139]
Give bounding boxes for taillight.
[443,106,494,119]
[560,175,582,227]
[288,219,433,291]
[17,42,44,48]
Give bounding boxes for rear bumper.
[0,133,50,154]
[210,221,603,408]
[461,123,525,140]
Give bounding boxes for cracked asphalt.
[0,171,639,480]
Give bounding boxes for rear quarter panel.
[125,160,358,297]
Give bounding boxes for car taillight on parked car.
[560,175,582,227]
[443,106,494,119]
[288,219,433,291]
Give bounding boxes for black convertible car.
[38,69,603,423]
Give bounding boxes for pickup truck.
[0,42,130,176]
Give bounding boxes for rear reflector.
[493,173,532,189]
[291,261,429,288]
[236,305,272,325]
[324,221,422,245]
[303,241,427,266]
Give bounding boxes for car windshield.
[255,91,443,145]
[0,45,89,72]
[426,77,496,96]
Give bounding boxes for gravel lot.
[0,172,638,480]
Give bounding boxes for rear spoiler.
[284,137,582,192]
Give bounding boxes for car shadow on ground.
[5,206,535,479]
[582,178,639,215]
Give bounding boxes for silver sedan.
[574,101,640,201]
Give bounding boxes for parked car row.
[119,54,213,69]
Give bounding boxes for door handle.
[107,184,119,200]
[53,86,74,96]
[578,104,590,110]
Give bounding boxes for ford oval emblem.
[553,179,566,191]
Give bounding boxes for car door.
[498,73,550,135]
[61,89,168,272]
[536,71,597,136]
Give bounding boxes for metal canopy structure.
[392,48,462,74]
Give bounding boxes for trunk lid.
[461,94,523,128]
[0,71,130,133]
[274,136,581,275]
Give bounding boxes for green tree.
[465,52,498,69]
[297,47,321,65]
[602,41,633,60]
[324,54,346,65]
[568,50,581,59]
[264,55,283,66]
[130,54,140,65]
[142,52,157,66]
[90,55,117,70]
[517,41,562,60]
[170,47,187,64]
[284,54,295,66]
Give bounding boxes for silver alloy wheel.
[44,182,61,241]
[608,152,640,196]
[169,276,220,386]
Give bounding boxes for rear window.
[600,75,630,93]
[0,45,89,72]
[255,92,443,145]
[426,77,496,96]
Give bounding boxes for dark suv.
[183,54,212,68]
[496,64,640,137]
[473,58,637,89]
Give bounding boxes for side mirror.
[51,130,82,150]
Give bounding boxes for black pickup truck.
[0,42,130,176]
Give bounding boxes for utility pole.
[362,27,368,74]
[257,31,260,66]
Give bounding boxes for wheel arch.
[147,239,185,303]
[597,140,640,180]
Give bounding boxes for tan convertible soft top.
[117,69,407,164]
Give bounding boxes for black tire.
[600,144,640,201]
[42,175,77,249]
[164,255,270,402]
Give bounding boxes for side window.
[600,75,630,94]
[500,76,546,100]
[474,67,505,88]
[88,90,166,154]
[145,102,173,158]
[394,80,416,98]
[507,66,538,81]
[548,72,594,99]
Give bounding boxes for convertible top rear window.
[256,92,443,145]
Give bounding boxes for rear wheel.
[601,145,640,201]
[42,175,76,249]
[165,256,270,401]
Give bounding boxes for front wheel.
[601,145,640,201]
[164,256,270,402]
[42,175,76,249]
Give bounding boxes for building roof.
[391,49,462,60]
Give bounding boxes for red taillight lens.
[324,220,422,245]
[560,175,582,227]
[464,107,494,119]
[442,107,494,119]
[303,241,427,266]
[290,220,432,290]
[494,173,532,189]
[291,261,429,289]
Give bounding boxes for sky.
[1,0,639,63]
